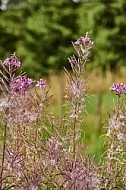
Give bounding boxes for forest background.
[0,0,126,160]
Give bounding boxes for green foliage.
[0,0,126,77]
[22,0,80,77]
[0,0,80,78]
[90,0,126,71]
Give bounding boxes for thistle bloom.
[3,53,21,68]
[36,78,46,88]
[110,83,126,96]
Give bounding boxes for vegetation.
[0,32,125,189]
[0,0,126,77]
[0,0,126,188]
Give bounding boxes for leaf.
[0,136,4,141]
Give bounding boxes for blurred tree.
[0,0,80,78]
[21,0,80,77]
[0,0,125,78]
[0,9,25,58]
[89,0,126,71]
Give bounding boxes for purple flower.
[3,53,21,68]
[110,83,126,96]
[26,78,33,86]
[72,32,93,58]
[10,76,33,92]
[74,34,90,45]
[36,78,46,88]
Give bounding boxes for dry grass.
[88,67,126,93]
[48,67,126,105]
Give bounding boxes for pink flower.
[72,32,93,58]
[36,78,46,88]
[110,83,126,96]
[3,53,21,68]
[10,76,33,92]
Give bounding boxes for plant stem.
[73,120,76,161]
[73,103,77,161]
[73,115,77,190]
[0,122,7,189]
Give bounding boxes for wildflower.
[3,53,21,68]
[10,76,33,92]
[110,83,126,96]
[72,32,93,58]
[36,78,46,88]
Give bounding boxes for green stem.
[0,122,7,189]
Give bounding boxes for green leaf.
[0,136,4,141]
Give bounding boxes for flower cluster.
[72,32,93,59]
[3,53,21,68]
[36,78,46,88]
[110,83,126,96]
[10,76,33,93]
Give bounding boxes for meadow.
[48,69,126,162]
[0,33,125,189]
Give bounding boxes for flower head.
[36,78,46,88]
[10,76,33,93]
[110,83,126,97]
[72,32,93,59]
[3,53,21,68]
